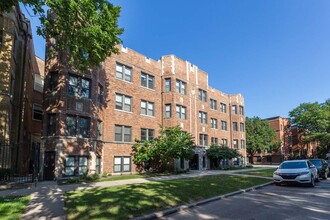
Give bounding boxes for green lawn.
[239,168,277,177]
[66,175,270,220]
[0,196,30,220]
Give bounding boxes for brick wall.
[43,45,247,177]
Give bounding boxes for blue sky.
[23,0,330,118]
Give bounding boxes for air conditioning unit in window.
[76,102,83,112]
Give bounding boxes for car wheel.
[310,176,315,187]
[315,174,320,182]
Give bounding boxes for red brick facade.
[254,116,318,164]
[43,45,246,179]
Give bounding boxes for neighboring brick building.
[0,6,44,176]
[254,116,318,164]
[43,45,246,180]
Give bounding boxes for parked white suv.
[273,160,319,187]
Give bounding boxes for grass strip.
[66,174,270,220]
[0,195,30,220]
[238,168,277,177]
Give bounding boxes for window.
[211,137,218,145]
[141,128,155,141]
[141,100,154,116]
[98,85,104,104]
[32,104,43,121]
[49,71,58,92]
[65,116,90,138]
[165,78,171,92]
[141,72,154,89]
[65,157,75,176]
[176,105,187,120]
[198,89,207,102]
[211,118,218,129]
[68,75,91,99]
[210,99,217,110]
[165,104,171,118]
[233,122,238,131]
[221,121,227,131]
[199,134,208,146]
[222,139,228,147]
[199,111,207,124]
[115,125,132,142]
[232,105,237,114]
[220,103,226,113]
[240,123,245,132]
[64,156,88,176]
[96,157,101,174]
[239,105,244,115]
[116,63,132,82]
[175,79,186,95]
[233,139,238,149]
[47,114,56,136]
[34,73,44,93]
[115,93,132,112]
[114,156,131,172]
[97,121,103,140]
[241,140,245,149]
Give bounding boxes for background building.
[253,116,318,164]
[43,45,246,179]
[0,6,44,180]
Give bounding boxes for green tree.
[289,99,330,158]
[206,145,241,168]
[1,0,123,71]
[132,126,195,173]
[245,117,276,163]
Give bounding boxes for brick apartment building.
[0,7,44,176]
[42,44,246,180]
[253,116,318,164]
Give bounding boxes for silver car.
[273,160,319,187]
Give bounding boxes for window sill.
[116,78,133,84]
[140,114,155,118]
[141,86,156,91]
[113,141,134,144]
[115,109,133,114]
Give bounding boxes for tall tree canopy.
[132,126,195,173]
[1,0,123,71]
[245,117,276,163]
[289,99,330,158]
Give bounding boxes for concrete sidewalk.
[0,167,274,219]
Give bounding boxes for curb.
[133,181,274,220]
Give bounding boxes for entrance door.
[44,151,55,180]
[189,154,199,170]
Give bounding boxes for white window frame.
[141,100,154,116]
[34,73,44,93]
[115,93,132,112]
[32,104,43,121]
[141,72,155,89]
[116,63,132,82]
[114,125,132,143]
[114,156,131,172]
[211,118,218,129]
[165,104,171,118]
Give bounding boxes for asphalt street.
[162,179,330,220]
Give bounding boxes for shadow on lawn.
[65,175,269,220]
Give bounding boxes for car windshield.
[309,160,322,166]
[280,161,307,169]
